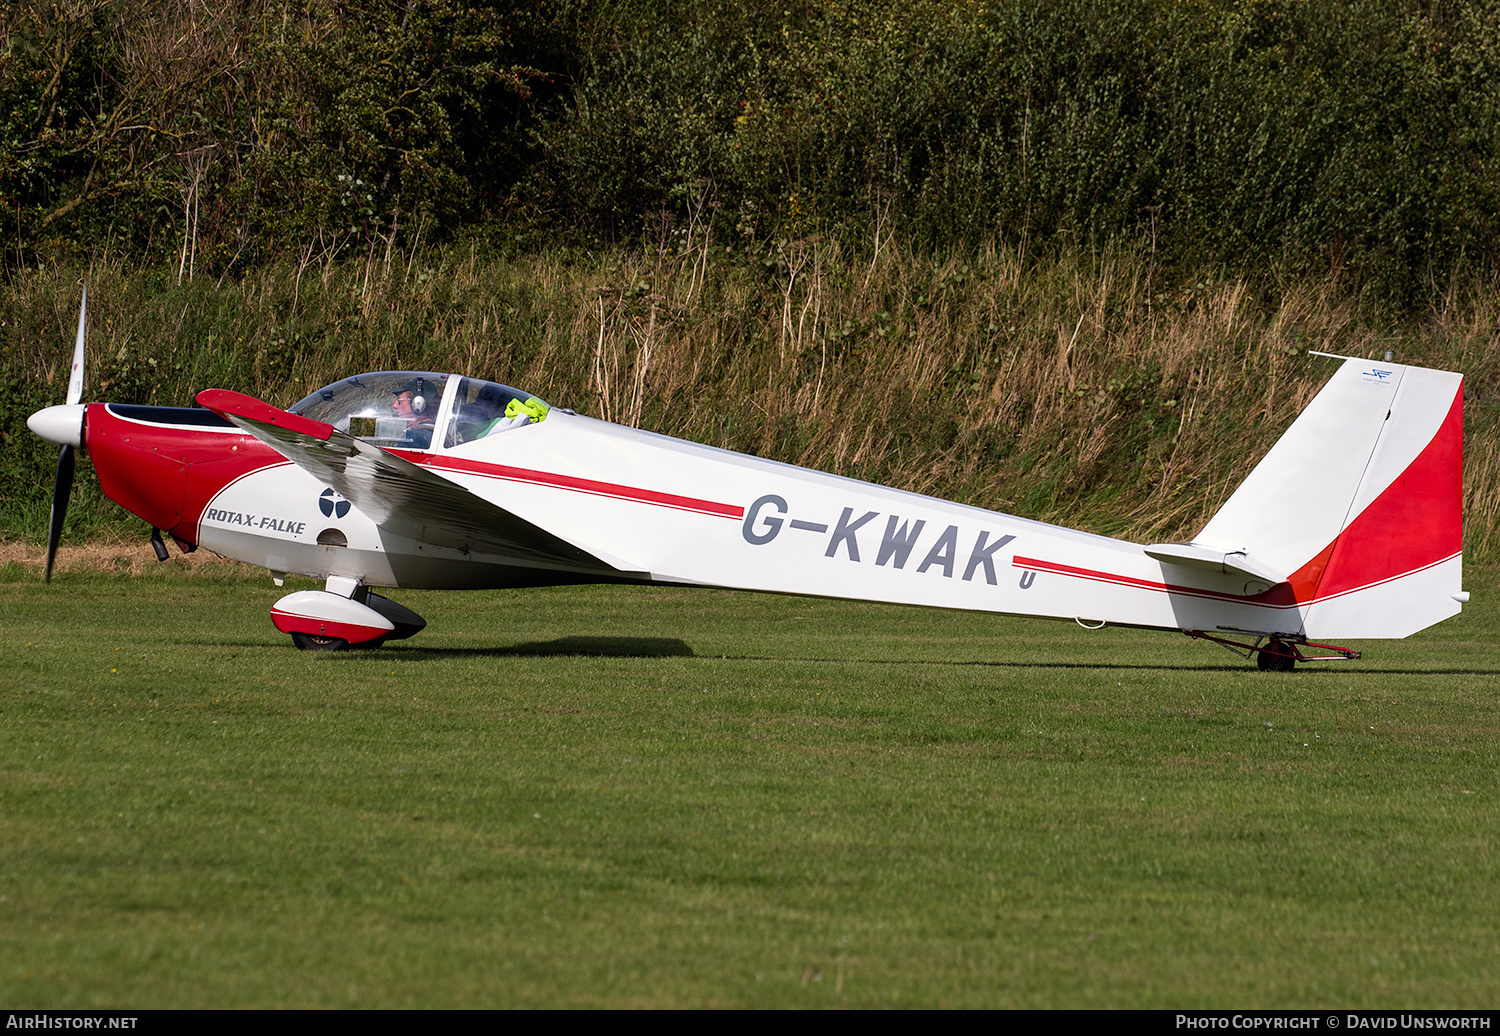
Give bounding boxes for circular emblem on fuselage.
[318,488,351,518]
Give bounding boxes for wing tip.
[197,389,335,441]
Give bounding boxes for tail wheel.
[291,632,350,652]
[1256,639,1297,672]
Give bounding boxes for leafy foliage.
[530,0,1500,298]
[3,0,1498,295]
[0,0,552,273]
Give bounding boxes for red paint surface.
[197,389,335,440]
[1294,387,1463,600]
[85,403,283,545]
[270,607,390,645]
[85,403,189,531]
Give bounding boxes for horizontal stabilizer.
[198,389,624,575]
[1143,542,1283,585]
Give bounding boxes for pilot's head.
[392,377,433,423]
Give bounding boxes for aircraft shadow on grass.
[385,635,695,659]
[194,637,1500,675]
[167,635,691,658]
[703,655,1500,676]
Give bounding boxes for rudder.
[1192,357,1464,639]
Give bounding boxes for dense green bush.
[0,0,559,272]
[2,1,1497,299]
[530,0,1500,299]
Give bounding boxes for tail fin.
[1192,357,1463,638]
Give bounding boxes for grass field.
[1,561,1496,1008]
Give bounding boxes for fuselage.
[81,398,1315,638]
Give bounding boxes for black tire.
[291,632,350,652]
[1256,640,1296,672]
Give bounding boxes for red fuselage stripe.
[410,454,745,519]
[1012,549,1460,608]
[1012,555,1300,609]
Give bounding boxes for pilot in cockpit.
[392,377,438,448]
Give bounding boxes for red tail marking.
[1286,542,1335,602]
[1288,385,1462,601]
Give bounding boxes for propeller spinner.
[26,286,88,582]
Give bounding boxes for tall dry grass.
[4,239,1497,556]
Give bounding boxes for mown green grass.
[1,564,1496,1007]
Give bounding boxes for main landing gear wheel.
[1256,639,1297,672]
[291,632,351,652]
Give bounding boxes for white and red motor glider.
[29,290,1467,668]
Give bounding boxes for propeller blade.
[67,285,86,406]
[44,443,75,583]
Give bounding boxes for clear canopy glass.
[289,371,549,450]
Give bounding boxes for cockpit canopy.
[289,371,550,451]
